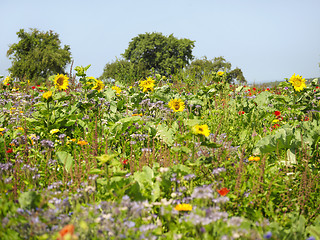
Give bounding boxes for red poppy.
[238,111,245,115]
[248,89,251,92]
[266,88,270,91]
[272,124,280,129]
[6,148,13,153]
[31,86,36,90]
[37,85,40,87]
[217,187,230,196]
[274,111,281,117]
[252,87,257,91]
[122,159,129,165]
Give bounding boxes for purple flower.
[263,231,272,239]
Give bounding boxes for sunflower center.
[294,80,301,87]
[57,77,64,86]
[198,127,203,132]
[173,102,180,110]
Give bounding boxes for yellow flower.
[3,76,11,85]
[17,127,23,131]
[174,203,192,211]
[217,71,224,76]
[92,79,104,92]
[289,73,306,92]
[112,86,122,95]
[168,98,185,112]
[139,77,155,92]
[50,129,60,134]
[54,74,69,91]
[249,156,260,161]
[28,134,37,145]
[43,91,52,100]
[77,140,88,146]
[0,128,5,132]
[192,124,210,137]
[10,108,16,114]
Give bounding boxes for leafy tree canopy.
[100,58,150,85]
[186,56,246,84]
[122,32,195,76]
[7,28,72,82]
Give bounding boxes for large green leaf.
[56,151,74,172]
[156,123,175,146]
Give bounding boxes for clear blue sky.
[1,0,320,83]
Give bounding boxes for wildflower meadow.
[1,67,320,240]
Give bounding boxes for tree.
[227,67,246,84]
[122,32,195,76]
[100,58,149,85]
[7,28,71,82]
[186,56,231,78]
[186,56,246,84]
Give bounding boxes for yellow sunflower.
[217,71,224,76]
[92,79,104,92]
[112,86,122,95]
[42,91,52,100]
[192,124,210,137]
[289,73,306,92]
[168,98,185,112]
[174,203,192,212]
[54,74,69,90]
[139,77,155,92]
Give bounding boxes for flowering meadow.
[0,67,320,240]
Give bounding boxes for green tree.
[122,32,195,76]
[100,58,150,85]
[186,56,246,84]
[7,28,71,82]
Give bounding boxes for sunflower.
[92,79,104,92]
[139,77,155,92]
[112,86,122,95]
[42,91,52,100]
[217,71,224,76]
[54,74,69,90]
[192,124,210,137]
[174,203,192,212]
[289,73,306,92]
[168,98,185,112]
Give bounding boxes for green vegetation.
[1,30,319,240]
[6,28,71,84]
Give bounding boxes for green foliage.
[18,191,41,210]
[100,58,150,85]
[122,32,195,75]
[7,28,71,83]
[185,56,246,84]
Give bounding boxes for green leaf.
[89,168,104,175]
[156,123,175,146]
[56,151,74,172]
[96,154,118,165]
[200,141,222,148]
[97,178,109,185]
[18,191,40,210]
